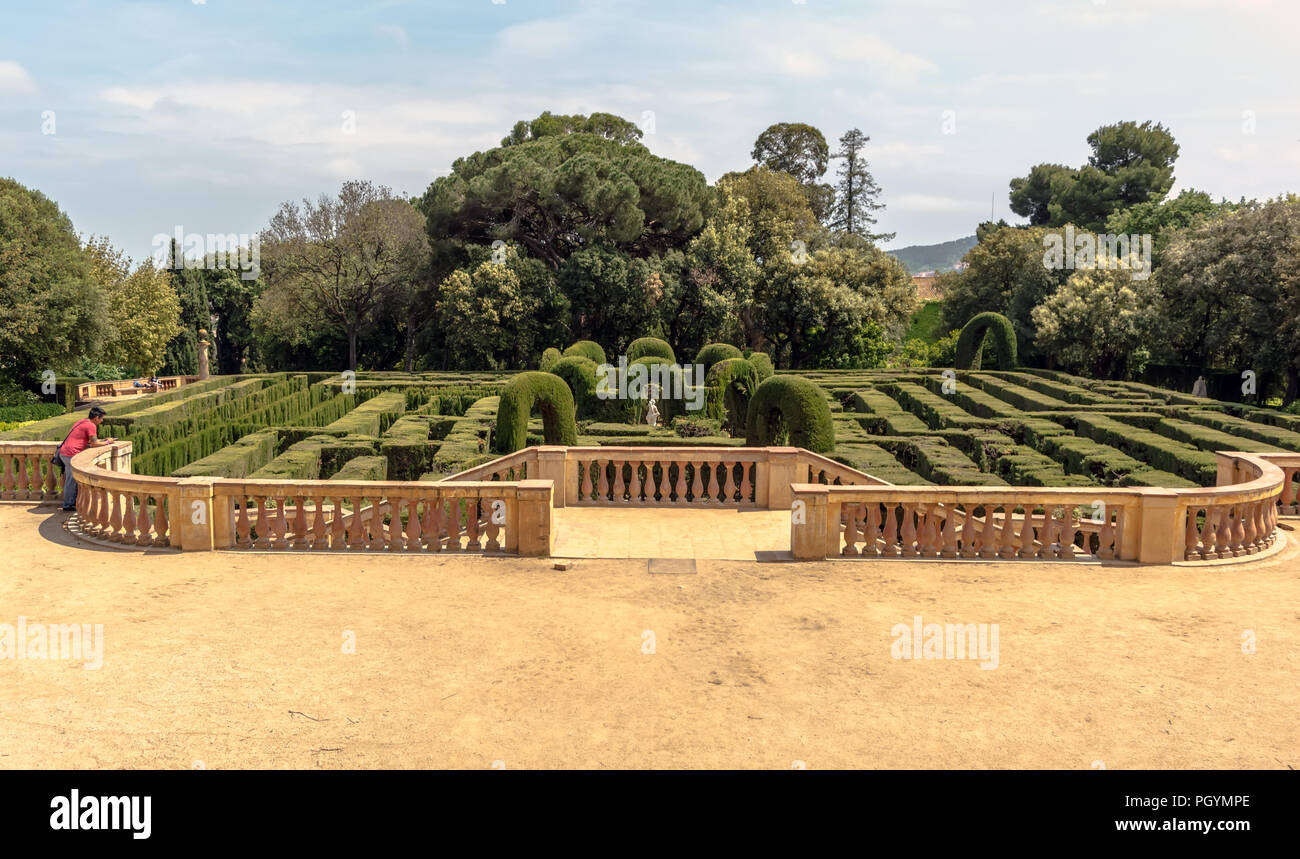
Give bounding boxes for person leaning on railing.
[57,406,116,511]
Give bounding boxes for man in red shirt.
[58,406,116,511]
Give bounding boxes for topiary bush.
[495,372,578,453]
[540,347,563,372]
[955,312,1018,370]
[745,375,836,453]
[550,356,605,421]
[704,357,759,436]
[563,340,607,365]
[628,356,699,423]
[747,351,774,381]
[627,337,675,364]
[695,342,742,373]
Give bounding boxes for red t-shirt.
[60,419,98,458]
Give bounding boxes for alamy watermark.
[151,225,260,280]
[1,616,103,669]
[891,615,999,670]
[1043,226,1152,281]
[595,356,705,412]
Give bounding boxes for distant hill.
[887,235,976,275]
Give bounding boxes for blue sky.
[2,0,1297,263]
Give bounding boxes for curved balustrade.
[27,441,1291,565]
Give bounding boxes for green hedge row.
[958,373,1071,412]
[173,430,279,478]
[324,392,406,437]
[1071,414,1219,485]
[0,402,67,423]
[1175,409,1300,452]
[844,390,930,435]
[830,443,932,485]
[873,435,1007,486]
[329,455,388,482]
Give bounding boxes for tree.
[1008,164,1071,226]
[1104,189,1238,267]
[501,110,644,147]
[938,224,1070,362]
[84,237,181,374]
[259,181,429,371]
[205,266,263,374]
[421,118,711,271]
[1155,197,1300,400]
[1032,266,1160,379]
[162,238,211,376]
[1008,121,1180,231]
[751,122,835,221]
[0,178,109,385]
[436,251,528,370]
[827,129,893,242]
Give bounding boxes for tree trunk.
[404,309,416,373]
[348,328,358,372]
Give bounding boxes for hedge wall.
[745,375,836,453]
[329,455,389,482]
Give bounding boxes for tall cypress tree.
[161,238,210,375]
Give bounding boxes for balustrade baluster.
[1229,504,1246,556]
[997,506,1017,559]
[657,462,671,504]
[959,505,977,558]
[466,497,482,550]
[134,492,151,546]
[597,461,610,503]
[0,456,14,499]
[153,494,169,547]
[406,497,422,551]
[236,496,252,548]
[16,457,29,500]
[612,461,626,503]
[842,502,860,556]
[941,504,959,558]
[580,461,593,502]
[739,462,752,504]
[673,462,687,503]
[1215,506,1234,558]
[691,462,704,503]
[108,489,124,542]
[1098,509,1115,560]
[900,504,918,556]
[254,497,272,549]
[446,497,463,551]
[882,504,900,556]
[864,503,882,556]
[979,505,998,559]
[485,496,501,552]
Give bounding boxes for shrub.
[695,342,742,373]
[563,340,606,365]
[745,375,836,452]
[330,455,389,482]
[540,347,563,372]
[628,356,695,423]
[671,415,722,438]
[747,351,774,381]
[549,356,603,421]
[0,402,66,423]
[626,337,675,364]
[495,372,578,453]
[955,312,1018,370]
[704,357,758,435]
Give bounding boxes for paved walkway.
[551,507,791,559]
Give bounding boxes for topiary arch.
[704,357,758,435]
[745,375,836,453]
[563,340,606,365]
[955,312,1018,370]
[494,372,578,453]
[626,336,675,364]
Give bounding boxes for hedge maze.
[5,362,1299,491]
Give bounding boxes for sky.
[2,0,1298,263]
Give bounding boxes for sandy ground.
[1,503,1297,770]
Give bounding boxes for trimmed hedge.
[323,391,405,437]
[695,342,742,372]
[626,337,675,364]
[495,373,578,453]
[747,352,774,382]
[540,347,563,372]
[563,340,606,365]
[380,415,440,480]
[0,402,66,423]
[845,389,930,435]
[704,357,758,434]
[628,356,699,423]
[745,375,836,453]
[956,312,1018,370]
[550,356,605,421]
[1071,414,1218,485]
[173,430,278,478]
[330,455,388,482]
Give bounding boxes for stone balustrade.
[8,441,1289,565]
[791,451,1288,564]
[78,375,197,400]
[0,442,65,503]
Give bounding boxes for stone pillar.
[176,477,216,551]
[790,485,828,560]
[534,446,569,508]
[764,447,800,510]
[515,479,553,556]
[1136,489,1182,564]
[197,329,211,380]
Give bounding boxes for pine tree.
[161,238,211,375]
[829,129,893,242]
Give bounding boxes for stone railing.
[1,441,65,504]
[468,446,879,509]
[78,375,197,400]
[791,451,1287,564]
[63,440,551,555]
[29,442,1294,565]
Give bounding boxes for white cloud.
[0,60,36,94]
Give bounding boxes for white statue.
[645,397,660,428]
[1192,375,1208,398]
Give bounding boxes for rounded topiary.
[626,337,675,364]
[704,358,759,435]
[540,347,563,372]
[955,312,1018,370]
[494,372,578,453]
[549,356,601,420]
[563,340,606,365]
[747,351,774,381]
[745,375,836,453]
[694,342,742,373]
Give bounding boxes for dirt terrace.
[1,503,1296,769]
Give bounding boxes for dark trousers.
[60,453,78,509]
